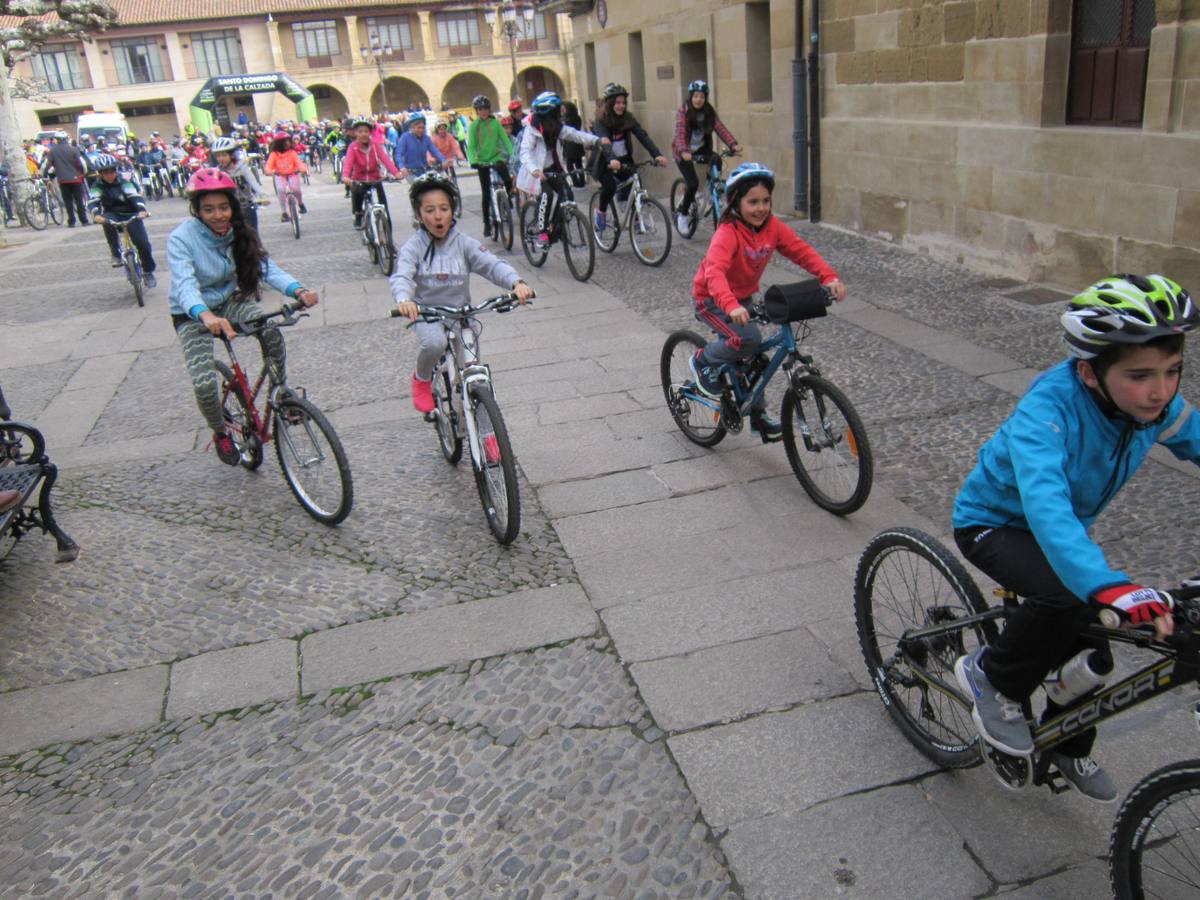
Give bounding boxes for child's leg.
[289,173,303,205]
[176,319,225,433]
[413,321,448,381]
[955,525,1103,757]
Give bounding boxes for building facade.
[12,0,576,139]
[553,0,1199,291]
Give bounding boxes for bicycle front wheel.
[22,196,47,230]
[781,374,873,515]
[274,397,353,525]
[288,195,301,239]
[660,330,725,447]
[432,367,462,464]
[1111,760,1200,900]
[561,205,595,282]
[630,197,671,267]
[215,361,263,469]
[588,193,620,253]
[376,214,396,277]
[126,250,145,308]
[519,201,548,268]
[468,384,520,544]
[47,192,64,226]
[496,191,514,250]
[854,527,993,769]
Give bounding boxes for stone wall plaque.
[656,64,674,80]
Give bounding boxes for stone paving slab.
[535,391,644,425]
[720,784,992,899]
[300,583,598,692]
[0,664,166,756]
[630,628,859,732]
[166,639,299,720]
[54,429,198,470]
[62,352,137,391]
[33,385,118,448]
[536,468,672,518]
[667,694,934,829]
[517,428,695,485]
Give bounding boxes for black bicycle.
[853,527,1200,900]
[519,169,595,282]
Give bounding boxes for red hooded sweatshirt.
[692,216,838,314]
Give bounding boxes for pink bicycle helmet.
[273,130,290,141]
[185,167,238,197]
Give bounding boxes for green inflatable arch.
[189,72,318,133]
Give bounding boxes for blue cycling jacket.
[953,359,1200,602]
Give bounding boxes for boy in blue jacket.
[954,274,1200,802]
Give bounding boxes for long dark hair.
[684,98,716,135]
[596,96,639,132]
[533,109,561,145]
[190,189,270,302]
[269,136,291,154]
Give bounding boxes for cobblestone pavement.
[2,168,1200,897]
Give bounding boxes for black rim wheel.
[497,192,514,250]
[433,368,462,464]
[377,216,395,276]
[588,192,620,253]
[630,196,671,266]
[560,205,594,282]
[273,396,353,525]
[468,384,520,544]
[520,201,548,268]
[660,330,726,447]
[1110,760,1200,900]
[781,374,873,515]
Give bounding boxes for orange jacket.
[264,149,307,177]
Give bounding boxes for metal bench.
[0,386,78,562]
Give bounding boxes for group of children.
[142,81,1199,810]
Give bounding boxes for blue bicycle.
[670,148,738,239]
[660,282,873,514]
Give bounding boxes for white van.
[76,112,129,147]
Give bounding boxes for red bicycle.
[215,300,353,525]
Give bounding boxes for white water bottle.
[1043,649,1113,705]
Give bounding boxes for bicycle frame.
[439,324,493,465]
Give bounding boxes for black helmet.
[603,82,628,100]
[409,170,460,217]
[472,95,491,109]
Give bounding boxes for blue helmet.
[687,79,709,95]
[93,154,119,171]
[531,91,562,114]
[726,162,775,194]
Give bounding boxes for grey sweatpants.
[176,300,286,433]
[413,318,492,433]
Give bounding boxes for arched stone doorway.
[371,77,429,115]
[511,66,565,106]
[308,84,349,120]
[441,71,499,112]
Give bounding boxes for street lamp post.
[485,3,537,103]
[360,42,393,115]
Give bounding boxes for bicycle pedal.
[423,411,436,424]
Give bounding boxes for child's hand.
[512,281,535,303]
[825,280,848,302]
[729,306,751,326]
[396,301,419,320]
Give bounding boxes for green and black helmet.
[1061,274,1198,359]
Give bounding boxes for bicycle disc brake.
[982,743,1033,792]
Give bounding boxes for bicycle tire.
[376,214,396,277]
[496,191,514,250]
[312,156,322,175]
[163,175,174,198]
[365,210,380,264]
[126,250,145,308]
[432,367,462,464]
[630,196,672,267]
[1110,759,1200,900]
[781,374,873,515]
[669,178,700,239]
[288,195,300,239]
[588,192,620,253]
[22,196,47,230]
[468,384,520,544]
[214,361,263,469]
[47,192,63,226]
[561,205,595,282]
[519,201,548,268]
[273,396,353,525]
[854,527,994,768]
[660,330,726,447]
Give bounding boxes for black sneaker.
[750,412,783,443]
[213,432,240,466]
[687,351,723,399]
[299,203,308,214]
[353,216,364,230]
[483,223,492,239]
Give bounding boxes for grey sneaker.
[1049,753,1117,803]
[143,273,157,288]
[954,647,1033,756]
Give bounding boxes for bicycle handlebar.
[219,299,310,343]
[389,291,535,322]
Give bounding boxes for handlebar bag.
[763,281,828,324]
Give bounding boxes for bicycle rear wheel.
[781,374,873,515]
[22,196,47,230]
[274,396,353,525]
[660,330,726,447]
[1111,760,1200,900]
[496,191,514,250]
[519,201,548,268]
[126,249,145,308]
[468,384,520,544]
[588,193,620,253]
[432,366,462,464]
[215,361,263,469]
[376,214,396,277]
[630,197,671,266]
[561,205,594,282]
[288,194,300,239]
[854,527,994,768]
[47,192,64,226]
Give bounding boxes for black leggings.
[955,525,1108,757]
[676,159,701,212]
[535,166,571,233]
[476,164,513,227]
[595,164,633,213]
[351,181,388,218]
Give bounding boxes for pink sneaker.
[411,373,435,413]
[484,434,501,465]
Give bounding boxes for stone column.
[81,40,107,90]
[265,18,287,70]
[163,32,188,82]
[418,11,436,61]
[345,15,363,67]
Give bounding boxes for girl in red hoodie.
[688,162,846,440]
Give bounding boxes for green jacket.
[467,116,511,166]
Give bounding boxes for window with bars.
[365,16,414,53]
[293,20,341,59]
[31,44,86,92]
[190,29,245,77]
[1068,0,1155,126]
[111,37,167,84]
[436,14,480,47]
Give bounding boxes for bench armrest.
[0,421,47,466]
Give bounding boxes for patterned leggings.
[273,173,303,209]
[176,300,286,433]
